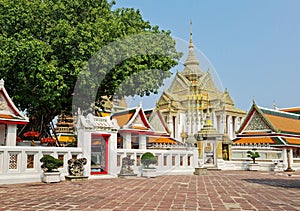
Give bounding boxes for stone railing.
[113,148,198,176]
[0,146,83,184]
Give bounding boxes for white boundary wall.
[111,148,199,176]
[0,146,83,184]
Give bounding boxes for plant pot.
[142,168,156,178]
[248,163,260,171]
[42,172,61,183]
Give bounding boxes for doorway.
[91,133,110,174]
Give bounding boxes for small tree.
[141,152,157,169]
[40,155,63,172]
[247,150,260,164]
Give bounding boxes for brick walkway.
[1,171,300,210]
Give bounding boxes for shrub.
[141,152,156,169]
[247,150,260,164]
[40,155,63,172]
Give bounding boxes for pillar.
[282,148,288,170]
[6,124,17,146]
[121,133,131,149]
[286,148,293,171]
[139,134,146,149]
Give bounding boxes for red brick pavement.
[0,171,300,210]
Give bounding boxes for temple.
[155,22,246,167]
[0,79,29,146]
[233,102,300,171]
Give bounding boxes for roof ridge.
[258,106,300,119]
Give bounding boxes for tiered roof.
[234,102,300,147]
[0,79,28,125]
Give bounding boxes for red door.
[91,133,110,175]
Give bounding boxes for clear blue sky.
[114,0,300,111]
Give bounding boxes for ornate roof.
[234,102,300,146]
[0,79,28,124]
[111,106,153,131]
[181,20,204,79]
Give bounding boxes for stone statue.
[68,158,87,176]
[118,157,137,177]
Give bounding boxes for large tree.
[0,0,180,137]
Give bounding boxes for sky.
[114,0,300,111]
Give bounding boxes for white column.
[0,124,5,146]
[220,114,225,135]
[230,116,234,139]
[6,124,17,146]
[108,132,118,175]
[121,133,131,149]
[289,148,294,167]
[139,134,146,149]
[282,148,288,169]
[77,130,91,176]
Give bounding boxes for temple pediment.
[0,79,28,124]
[167,73,190,94]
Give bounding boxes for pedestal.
[194,167,208,175]
[42,172,61,183]
[65,175,89,181]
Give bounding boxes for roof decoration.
[0,79,28,124]
[111,106,153,131]
[181,20,203,79]
[234,102,300,147]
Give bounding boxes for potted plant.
[247,149,260,171]
[141,152,157,178]
[40,155,63,183]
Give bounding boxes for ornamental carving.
[245,111,270,131]
[68,158,87,176]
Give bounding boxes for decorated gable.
[244,111,272,131]
[131,113,148,130]
[148,110,169,134]
[168,73,189,94]
[0,79,28,124]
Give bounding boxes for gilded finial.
[190,19,192,39]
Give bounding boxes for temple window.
[27,154,34,168]
[9,153,18,169]
[293,148,300,158]
[172,156,176,166]
[163,155,167,166]
[58,154,64,168]
[72,154,77,160]
[136,155,141,166]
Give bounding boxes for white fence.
[0,146,199,184]
[0,146,83,184]
[230,145,300,171]
[113,148,198,176]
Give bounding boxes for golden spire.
[189,19,193,47]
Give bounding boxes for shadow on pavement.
[243,178,300,189]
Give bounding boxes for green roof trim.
[260,108,300,120]
[272,137,286,145]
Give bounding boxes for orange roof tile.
[280,107,300,113]
[112,112,134,127]
[264,114,300,134]
[148,137,177,144]
[132,125,148,130]
[234,137,275,144]
[0,114,14,119]
[284,137,300,145]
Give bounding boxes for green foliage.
[141,152,156,169]
[0,0,180,135]
[247,150,260,164]
[40,155,63,172]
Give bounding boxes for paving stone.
[1,171,300,210]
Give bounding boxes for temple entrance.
[91,134,109,174]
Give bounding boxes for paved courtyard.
[0,171,300,211]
